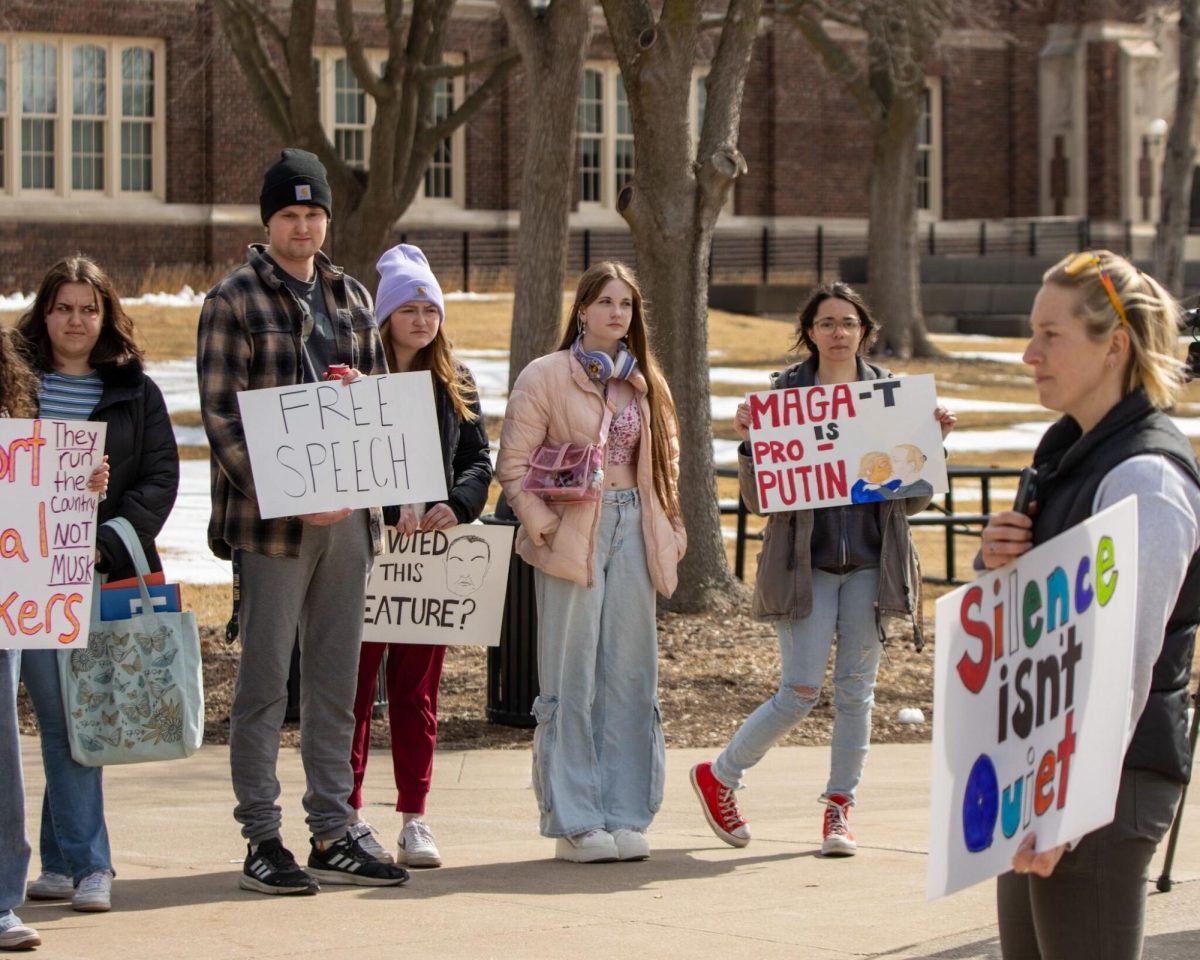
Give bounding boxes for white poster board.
[746,374,947,512]
[1,419,106,649]
[928,497,1139,899]
[237,371,448,519]
[363,523,515,646]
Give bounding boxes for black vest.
[1030,390,1200,784]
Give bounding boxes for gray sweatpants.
[229,512,372,845]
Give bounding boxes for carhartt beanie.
[260,148,333,224]
[375,244,445,326]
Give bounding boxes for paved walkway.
[16,739,1200,959]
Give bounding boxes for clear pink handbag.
[520,388,614,504]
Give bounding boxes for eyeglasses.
[1063,252,1129,328]
[813,318,863,335]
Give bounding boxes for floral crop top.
[607,398,641,466]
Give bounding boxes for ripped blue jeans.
[712,567,882,801]
[530,490,665,838]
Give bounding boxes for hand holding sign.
[747,374,948,512]
[238,371,448,519]
[928,497,1138,899]
[364,523,514,646]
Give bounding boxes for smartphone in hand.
[1013,467,1038,516]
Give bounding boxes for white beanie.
[375,244,445,327]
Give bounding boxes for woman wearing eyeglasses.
[979,251,1200,960]
[690,282,955,857]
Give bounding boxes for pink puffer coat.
[496,350,686,595]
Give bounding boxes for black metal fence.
[720,465,1025,585]
[388,217,1150,292]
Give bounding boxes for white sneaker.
[554,828,619,864]
[71,870,113,912]
[27,871,74,900]
[0,914,41,950]
[611,829,650,861]
[399,819,442,868]
[347,821,395,864]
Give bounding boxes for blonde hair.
[381,316,479,423]
[557,261,681,524]
[858,451,891,478]
[1042,250,1187,409]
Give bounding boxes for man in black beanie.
[198,148,409,894]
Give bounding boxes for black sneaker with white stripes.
[240,837,319,895]
[307,831,410,886]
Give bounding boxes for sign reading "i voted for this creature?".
[363,523,514,647]
[746,373,947,512]
[927,497,1138,900]
[237,371,448,519]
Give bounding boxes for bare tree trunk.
[602,0,761,612]
[868,100,937,358]
[327,203,401,287]
[1155,0,1200,298]
[498,0,592,390]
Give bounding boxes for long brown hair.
[0,327,38,418]
[16,255,143,373]
[381,319,479,423]
[557,261,681,524]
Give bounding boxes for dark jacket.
[88,360,180,580]
[383,367,492,526]
[737,356,929,645]
[1030,389,1200,784]
[198,244,387,560]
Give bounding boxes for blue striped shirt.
[38,371,104,421]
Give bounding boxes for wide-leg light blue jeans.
[19,649,113,882]
[531,490,666,838]
[712,567,882,800]
[1,649,30,916]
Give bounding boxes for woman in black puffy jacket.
[15,255,179,913]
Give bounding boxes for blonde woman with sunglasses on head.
[980,251,1200,960]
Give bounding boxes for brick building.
[0,1,1178,292]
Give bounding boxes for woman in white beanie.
[347,244,493,868]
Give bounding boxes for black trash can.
[481,504,539,727]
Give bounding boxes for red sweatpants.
[349,640,447,814]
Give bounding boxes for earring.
[577,312,586,336]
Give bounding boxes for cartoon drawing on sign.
[887,444,933,499]
[850,451,899,503]
[443,534,490,597]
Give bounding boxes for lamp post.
[1142,117,1169,221]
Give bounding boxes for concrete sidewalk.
[16,738,1200,959]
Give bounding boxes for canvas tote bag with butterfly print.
[59,518,204,766]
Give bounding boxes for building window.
[916,79,942,217]
[120,47,154,192]
[0,43,6,189]
[0,34,163,199]
[424,76,455,200]
[577,62,705,212]
[72,44,105,191]
[577,68,604,205]
[333,57,367,169]
[314,48,464,206]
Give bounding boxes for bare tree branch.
[419,49,521,148]
[782,3,876,119]
[336,0,389,102]
[213,0,295,138]
[418,46,521,81]
[698,0,763,163]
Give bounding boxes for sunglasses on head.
[1063,252,1129,328]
